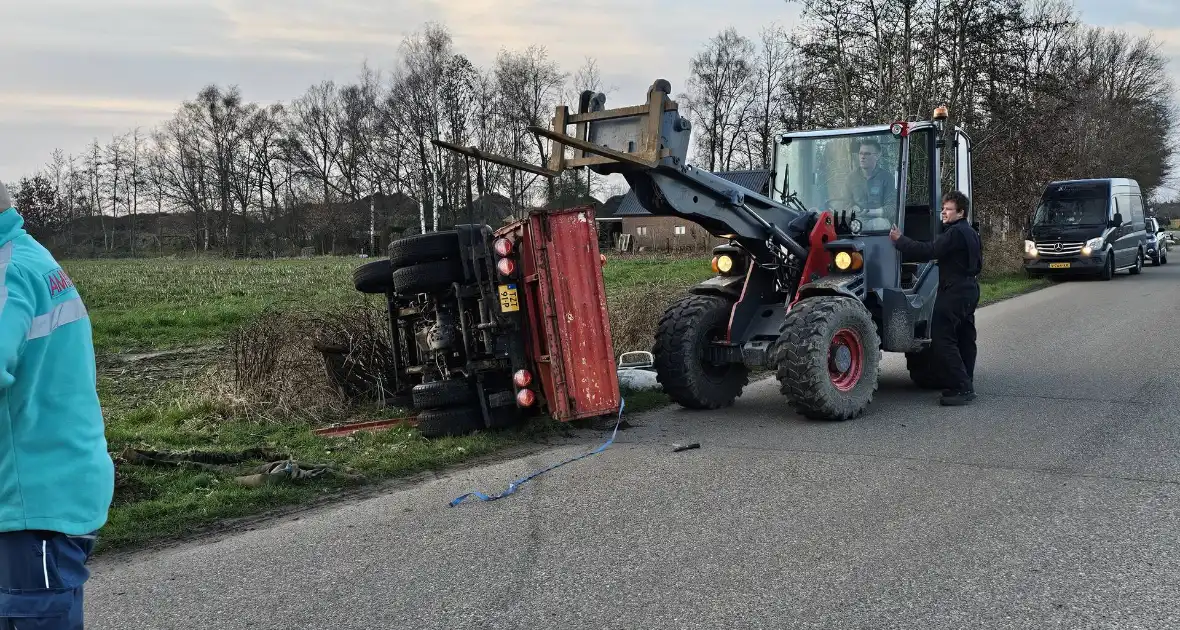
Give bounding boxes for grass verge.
[76,256,1047,554]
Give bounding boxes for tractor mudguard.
[794,273,869,303]
[689,274,745,299]
[723,211,844,364]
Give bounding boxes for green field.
[62,254,1045,553]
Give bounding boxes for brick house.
[616,170,773,252]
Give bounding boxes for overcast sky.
[2,0,1178,198]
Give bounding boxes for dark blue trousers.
[0,530,96,629]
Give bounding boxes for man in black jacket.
[889,190,983,406]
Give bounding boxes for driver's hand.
[889,224,901,241]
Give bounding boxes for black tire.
[388,230,461,267]
[393,260,464,295]
[1162,248,1168,265]
[412,378,474,409]
[353,259,393,294]
[416,406,484,438]
[771,296,881,421]
[1129,249,1143,275]
[1100,251,1114,281]
[905,348,947,390]
[652,294,749,410]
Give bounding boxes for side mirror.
[1110,212,1123,228]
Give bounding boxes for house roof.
[613,169,773,217]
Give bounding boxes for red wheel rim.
[828,328,863,392]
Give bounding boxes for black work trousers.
[931,281,980,392]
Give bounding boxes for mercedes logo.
[1054,242,1062,252]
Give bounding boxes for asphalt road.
[86,263,1180,629]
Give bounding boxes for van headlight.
[1082,237,1104,256]
[1024,240,1037,257]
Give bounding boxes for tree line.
[7,0,1177,258]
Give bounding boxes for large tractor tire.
[652,294,749,410]
[412,378,474,409]
[905,347,946,390]
[393,260,464,295]
[353,259,393,294]
[416,406,484,439]
[772,296,881,421]
[388,230,461,268]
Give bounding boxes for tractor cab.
[771,108,974,294]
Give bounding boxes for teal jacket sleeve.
[0,263,33,391]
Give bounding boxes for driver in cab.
[844,138,896,231]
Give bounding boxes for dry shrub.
[981,231,1025,276]
[215,303,397,423]
[607,281,691,356]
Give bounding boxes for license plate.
[498,284,520,312]
[1049,262,1070,269]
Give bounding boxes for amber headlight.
[711,253,744,275]
[831,250,863,272]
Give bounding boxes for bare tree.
[682,28,758,171]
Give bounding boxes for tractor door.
[899,126,939,290]
[954,127,973,223]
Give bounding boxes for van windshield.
[1032,197,1109,227]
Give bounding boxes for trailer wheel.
[653,294,749,410]
[416,406,484,439]
[905,348,946,390]
[353,259,393,294]
[393,260,464,295]
[388,230,461,267]
[772,296,881,421]
[412,378,474,409]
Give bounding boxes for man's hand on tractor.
[889,224,902,241]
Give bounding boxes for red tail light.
[513,370,532,387]
[497,258,516,276]
[516,389,536,407]
[493,238,513,257]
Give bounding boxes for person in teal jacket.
[0,180,114,629]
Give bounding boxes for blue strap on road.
[448,398,625,507]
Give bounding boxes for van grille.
[1036,241,1084,256]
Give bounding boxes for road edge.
[94,276,1053,563]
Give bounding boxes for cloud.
[3,0,1177,182]
[0,93,178,120]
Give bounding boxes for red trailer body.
[496,205,621,422]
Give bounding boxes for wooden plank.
[431,139,558,178]
[527,126,658,169]
[547,106,569,173]
[566,101,677,124]
[567,150,672,169]
[567,155,623,168]
[642,88,666,161]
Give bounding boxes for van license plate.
[498,284,520,312]
[1049,262,1070,269]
